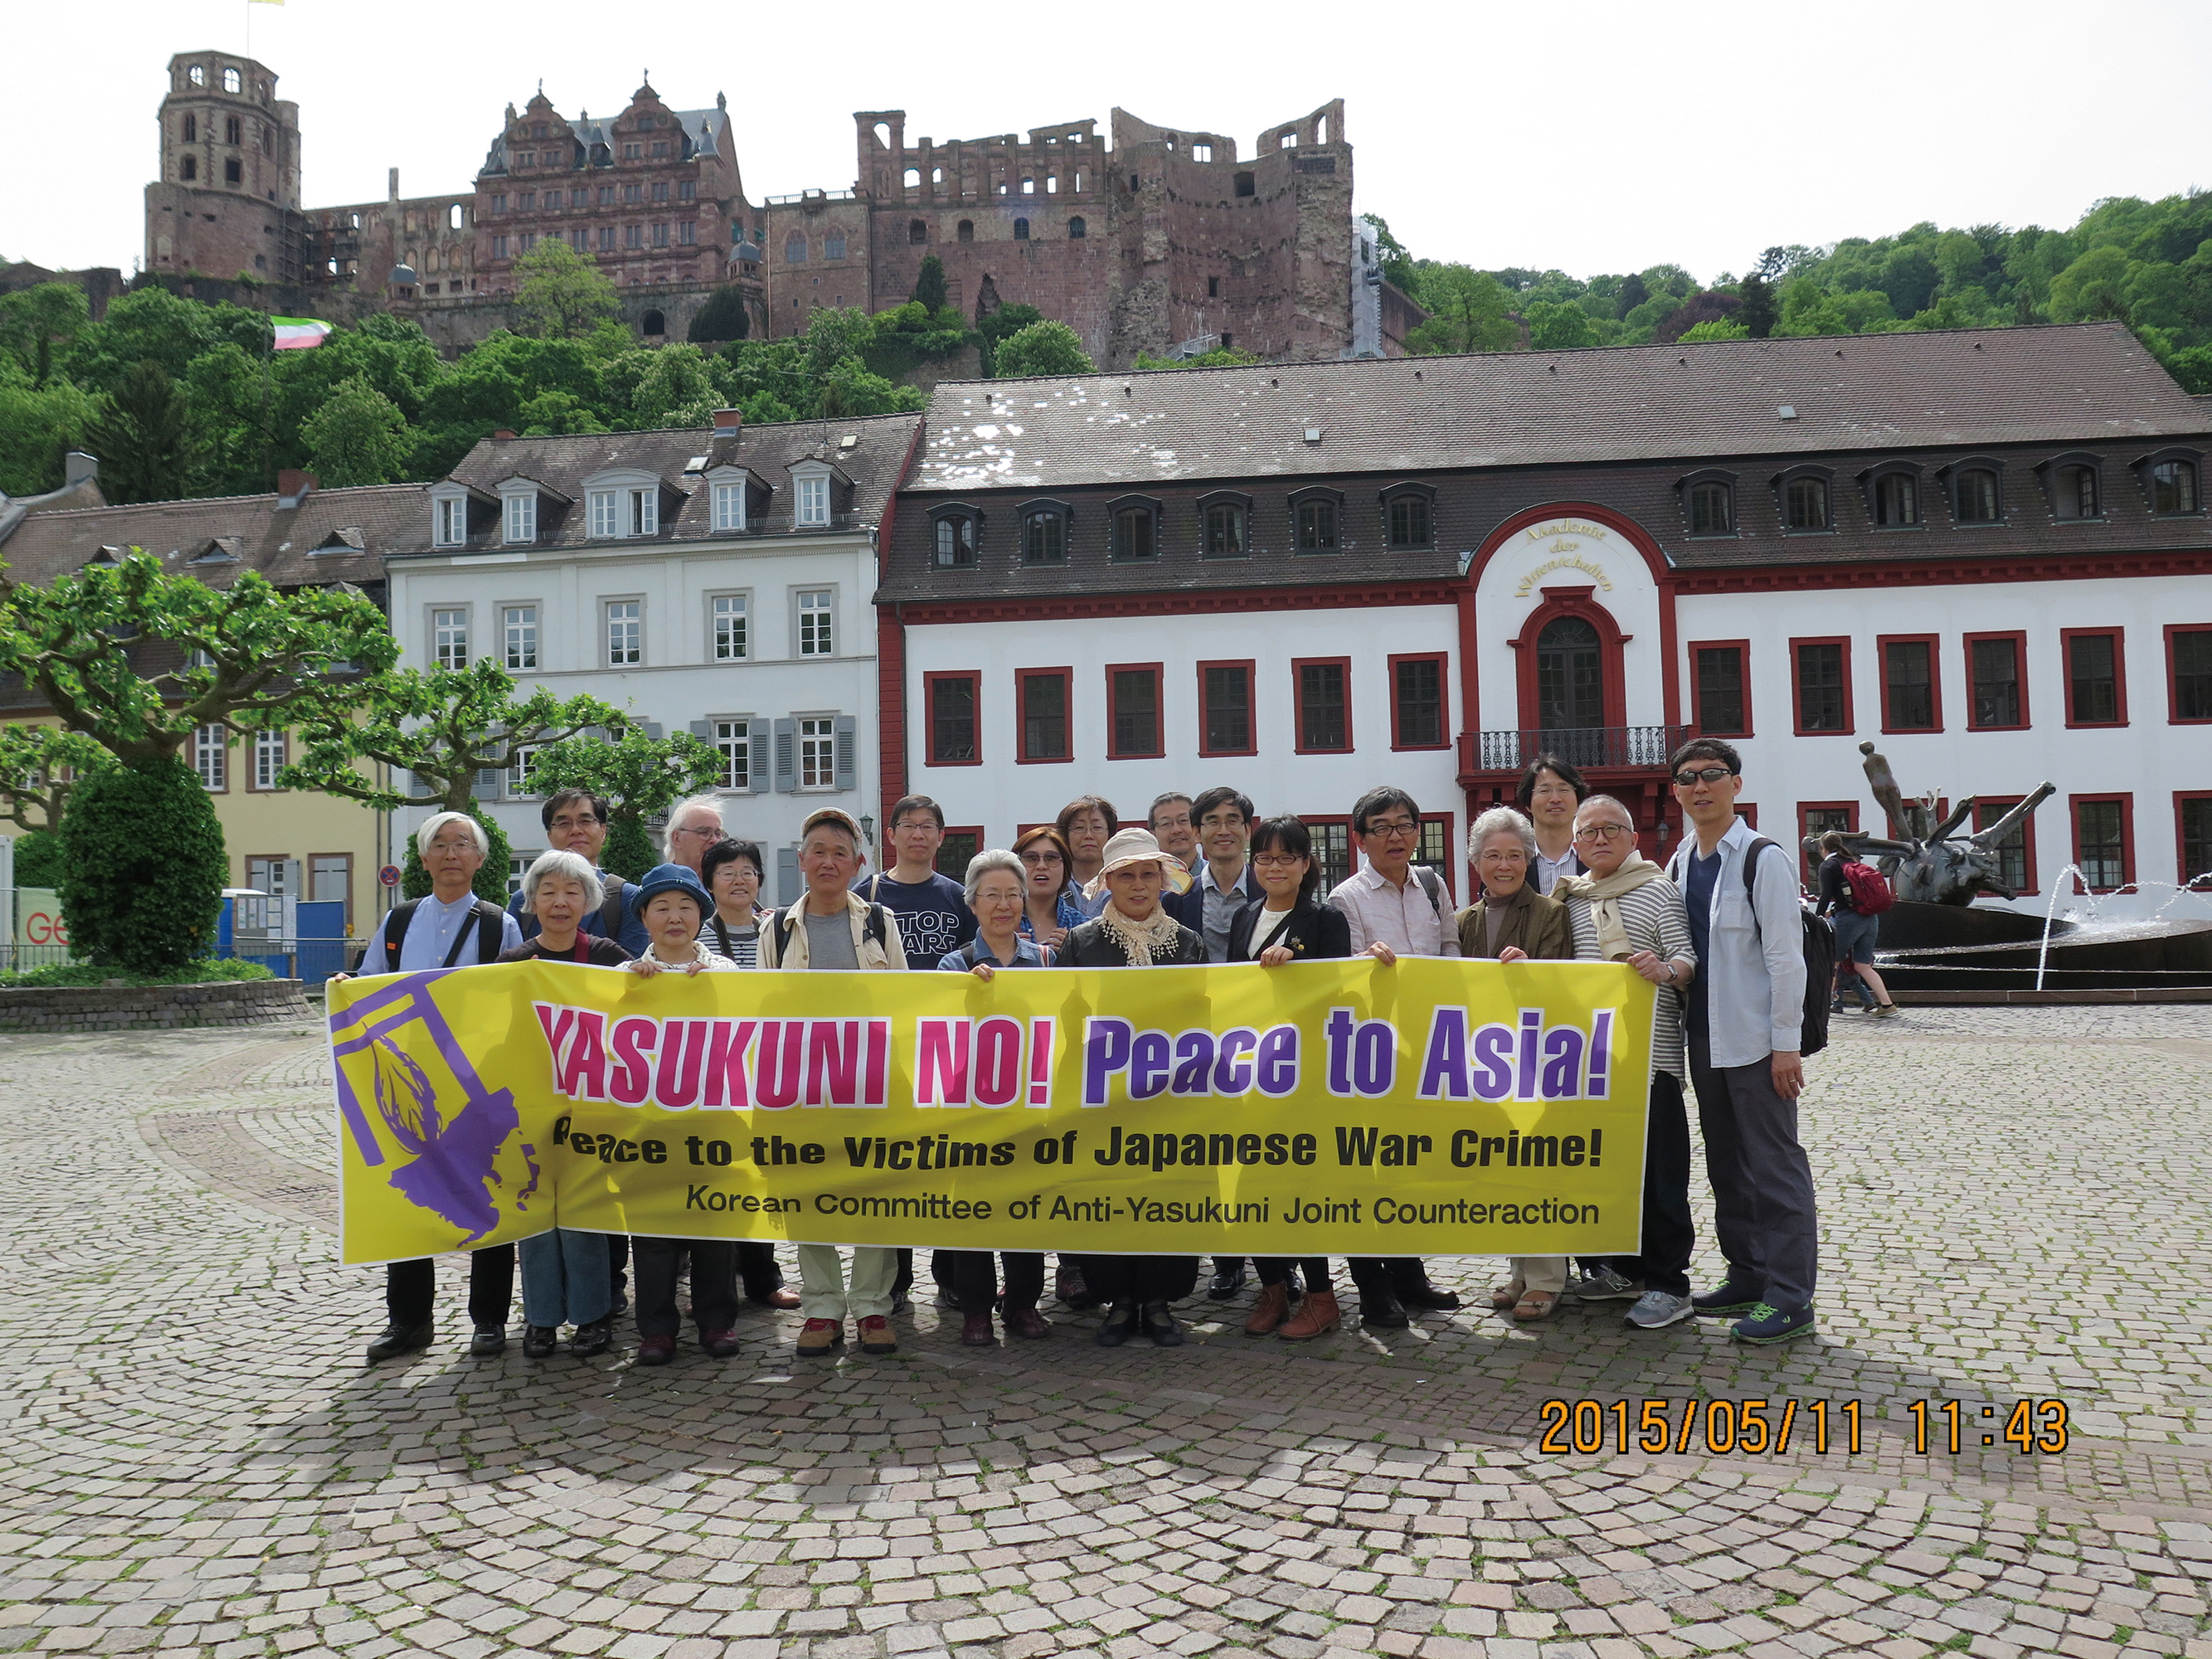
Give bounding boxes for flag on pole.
[270,317,331,349]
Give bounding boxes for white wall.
[388,533,879,902]
[903,606,1468,888]
[1677,573,2212,920]
[1472,514,1667,729]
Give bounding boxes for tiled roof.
[910,323,2210,493]
[0,482,403,592]
[408,413,924,556]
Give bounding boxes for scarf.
[1553,852,1665,962]
[1095,902,1184,968]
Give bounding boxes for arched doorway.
[1535,615,1605,740]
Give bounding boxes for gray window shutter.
[748,718,770,792]
[391,767,414,796]
[775,844,800,907]
[773,718,797,792]
[834,714,858,791]
[474,766,501,796]
[644,721,664,740]
[688,719,712,738]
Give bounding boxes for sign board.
[378,864,402,888]
[13,888,72,953]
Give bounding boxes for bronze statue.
[1807,742,2054,906]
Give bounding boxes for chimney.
[712,407,743,435]
[492,429,518,440]
[388,167,400,202]
[275,468,316,508]
[64,451,98,487]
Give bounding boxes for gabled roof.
[910,322,2211,494]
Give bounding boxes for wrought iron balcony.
[1460,725,1690,779]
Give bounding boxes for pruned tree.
[524,726,727,881]
[0,723,113,834]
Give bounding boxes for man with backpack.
[508,788,649,956]
[1816,830,1899,1018]
[1665,740,1821,1346]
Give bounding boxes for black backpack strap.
[597,874,626,938]
[865,902,889,948]
[443,900,501,970]
[384,898,421,974]
[712,916,733,958]
[1413,865,1446,922]
[1738,836,1792,939]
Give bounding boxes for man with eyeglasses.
[1553,795,1699,1333]
[1325,786,1463,1321]
[1662,739,1818,1347]
[1146,793,1199,869]
[509,787,651,956]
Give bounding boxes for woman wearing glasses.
[1552,795,1699,1334]
[1011,824,1084,951]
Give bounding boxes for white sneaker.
[1626,1290,1695,1329]
[1566,1264,1642,1301]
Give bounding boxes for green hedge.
[0,958,275,990]
[58,759,226,973]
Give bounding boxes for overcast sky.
[7,0,2209,286]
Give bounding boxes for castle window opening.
[600,226,616,251]
[903,168,921,188]
[449,203,462,229]
[624,143,642,159]
[785,236,807,262]
[908,219,926,245]
[222,66,241,93]
[1220,332,1232,348]
[493,236,508,258]
[653,182,668,202]
[651,141,669,158]
[957,220,974,242]
[1208,275,1219,298]
[1021,177,1035,195]
[225,115,241,145]
[260,126,272,154]
[1193,144,1212,162]
[1068,216,1086,240]
[679,221,696,246]
[1233,171,1254,197]
[598,186,614,206]
[1316,114,1329,143]
[1014,218,1030,241]
[1130,173,1140,191]
[1046,175,1058,194]
[182,114,197,142]
[643,309,666,335]
[188,65,205,86]
[652,223,668,247]
[224,158,241,185]
[349,212,361,229]
[569,228,588,251]
[181,156,197,181]
[825,234,846,259]
[493,193,508,212]
[932,167,944,184]
[679,180,696,200]
[873,121,892,148]
[1073,170,1084,190]
[532,123,547,139]
[518,192,535,211]
[1278,132,1295,149]
[518,152,535,169]
[623,182,642,203]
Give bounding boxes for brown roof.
[411,413,925,555]
[910,323,2210,493]
[0,482,401,592]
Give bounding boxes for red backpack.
[1841,859,1894,916]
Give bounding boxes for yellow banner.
[328,959,1654,1265]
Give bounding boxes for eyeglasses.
[671,824,722,839]
[1018,849,1062,866]
[547,814,602,830]
[1252,854,1306,868]
[1366,820,1419,838]
[1573,823,1636,844]
[1672,766,1733,787]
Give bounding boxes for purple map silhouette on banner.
[330,972,525,1243]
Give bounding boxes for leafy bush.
[0,957,273,990]
[57,759,226,973]
[687,285,752,344]
[603,817,657,883]
[399,806,513,904]
[12,829,62,888]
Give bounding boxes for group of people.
[349,737,1829,1368]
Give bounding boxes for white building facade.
[389,412,921,902]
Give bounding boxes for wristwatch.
[1662,962,1680,985]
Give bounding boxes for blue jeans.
[518,1229,611,1327]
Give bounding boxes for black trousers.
[632,1238,739,1340]
[1255,1256,1330,1291]
[1383,1258,1439,1297]
[1074,1254,1199,1306]
[385,1245,514,1329]
[1600,1072,1694,1297]
[738,1241,785,1300]
[890,1247,957,1297]
[1688,1029,1820,1310]
[941,1249,1047,1312]
[607,1234,628,1297]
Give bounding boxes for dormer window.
[1198,491,1251,560]
[2036,453,2103,522]
[1861,465,1921,528]
[582,471,662,539]
[1108,496,1161,562]
[1772,466,1834,533]
[1021,501,1069,564]
[931,506,980,567]
[788,460,843,528]
[1690,481,1732,535]
[2150,456,2200,515]
[503,492,536,544]
[1380,482,1437,549]
[1950,464,2003,525]
[712,479,746,532]
[434,495,467,547]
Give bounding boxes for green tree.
[912,255,949,313]
[0,372,98,496]
[300,374,413,485]
[524,727,725,883]
[989,319,1096,378]
[977,303,1043,376]
[13,828,62,888]
[0,553,396,969]
[1680,319,1752,342]
[282,658,627,816]
[398,808,514,904]
[687,285,752,344]
[514,238,620,338]
[1525,300,1598,351]
[0,283,90,386]
[2049,246,2135,323]
[0,724,112,834]
[1406,267,1517,354]
[83,360,196,504]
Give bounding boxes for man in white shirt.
[1520,753,1587,897]
[1325,786,1462,1322]
[346,812,526,1365]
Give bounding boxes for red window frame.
[1796,800,1860,885]
[1386,651,1450,752]
[1014,667,1073,765]
[2068,792,2134,894]
[2164,624,2212,724]
[1963,630,2030,731]
[1291,655,1354,754]
[1972,795,2039,898]
[921,670,982,768]
[1300,812,1356,893]
[1733,802,1759,830]
[1195,658,1258,758]
[931,825,986,881]
[1105,662,1164,760]
[1687,639,1753,737]
[2176,791,2212,888]
[2059,628,2127,728]
[1875,633,1942,733]
[1789,635,1855,737]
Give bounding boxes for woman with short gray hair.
[941,849,1051,975]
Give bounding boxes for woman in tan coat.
[1455,806,1575,1321]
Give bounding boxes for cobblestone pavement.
[2,1007,2210,1659]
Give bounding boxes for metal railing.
[1461,725,1690,775]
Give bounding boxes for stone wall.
[0,979,314,1034]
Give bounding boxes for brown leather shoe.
[1243,1282,1291,1336]
[1277,1291,1342,1341]
[1002,1304,1052,1339]
[960,1311,996,1346]
[751,1288,802,1310]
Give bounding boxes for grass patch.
[0,957,276,990]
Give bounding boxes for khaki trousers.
[796,1243,898,1321]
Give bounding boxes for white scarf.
[1553,852,1665,962]
[1095,902,1184,967]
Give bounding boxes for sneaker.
[698,1327,741,1358]
[1625,1291,1695,1330]
[1692,1278,1763,1316]
[1732,1302,1816,1345]
[1566,1264,1642,1301]
[634,1335,677,1366]
[1870,1003,1900,1019]
[795,1318,843,1357]
[857,1315,898,1356]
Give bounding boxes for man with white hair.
[664,795,727,874]
[340,812,527,1366]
